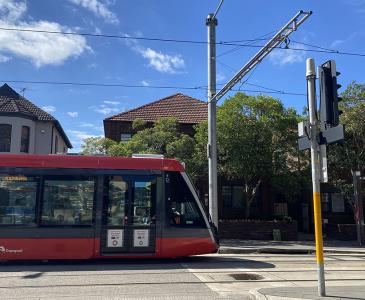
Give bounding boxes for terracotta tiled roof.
[0,84,72,148]
[105,93,208,124]
[0,84,56,121]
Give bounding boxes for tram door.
[101,175,156,254]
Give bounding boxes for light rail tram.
[0,154,218,260]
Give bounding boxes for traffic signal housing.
[319,60,342,128]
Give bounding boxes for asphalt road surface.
[1,253,365,299]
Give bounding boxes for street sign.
[298,136,310,150]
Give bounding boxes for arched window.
[0,124,12,152]
[20,126,30,153]
[55,135,58,154]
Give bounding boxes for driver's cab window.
[166,172,205,227]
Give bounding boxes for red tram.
[0,154,218,260]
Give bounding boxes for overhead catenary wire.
[0,27,365,57]
[1,79,306,96]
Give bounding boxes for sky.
[0,0,364,152]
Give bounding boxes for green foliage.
[80,117,198,177]
[195,93,310,217]
[81,137,117,155]
[132,118,147,131]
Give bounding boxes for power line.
[0,26,261,47]
[1,79,306,97]
[217,30,277,58]
[1,26,365,57]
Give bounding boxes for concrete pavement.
[219,238,365,299]
[1,251,364,299]
[251,286,365,300]
[220,239,365,254]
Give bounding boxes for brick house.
[0,84,72,154]
[104,93,207,141]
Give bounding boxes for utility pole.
[307,58,326,296]
[206,12,218,228]
[205,9,311,228]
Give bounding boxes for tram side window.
[105,176,128,226]
[41,177,95,225]
[167,172,205,227]
[0,175,38,225]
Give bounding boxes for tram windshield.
[166,172,205,227]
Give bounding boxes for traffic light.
[319,60,342,128]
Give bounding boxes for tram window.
[105,176,128,226]
[41,177,95,225]
[167,172,205,227]
[0,175,39,225]
[132,180,156,225]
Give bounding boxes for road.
[1,253,365,299]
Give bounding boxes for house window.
[55,135,58,154]
[222,186,232,207]
[332,193,345,213]
[222,185,245,208]
[0,124,11,152]
[20,126,30,153]
[321,193,330,213]
[120,133,132,142]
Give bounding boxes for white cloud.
[68,0,119,25]
[141,80,150,86]
[80,122,104,132]
[90,104,120,115]
[68,128,103,152]
[330,32,358,48]
[42,105,56,113]
[103,100,119,105]
[68,130,96,140]
[140,48,185,74]
[124,33,185,74]
[269,48,305,66]
[0,0,27,22]
[0,0,91,67]
[67,111,79,118]
[0,54,10,62]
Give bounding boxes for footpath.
[219,239,365,300]
[219,239,365,254]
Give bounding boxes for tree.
[195,92,308,218]
[81,137,117,155]
[328,82,365,215]
[80,117,199,176]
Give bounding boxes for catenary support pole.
[206,13,218,228]
[307,58,326,296]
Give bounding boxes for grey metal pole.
[307,58,326,296]
[206,13,218,228]
[353,170,365,246]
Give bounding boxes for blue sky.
[0,0,364,152]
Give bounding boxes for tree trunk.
[244,179,262,219]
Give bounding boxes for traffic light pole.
[307,58,326,296]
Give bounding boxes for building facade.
[0,84,72,154]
